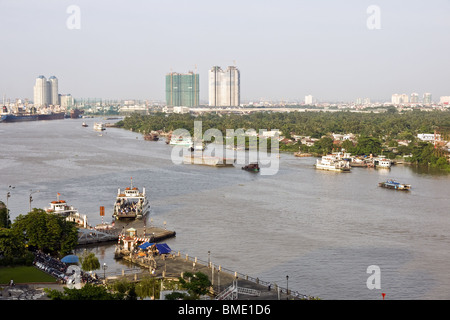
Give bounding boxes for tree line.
[116,109,450,140]
[0,205,78,266]
[116,110,450,170]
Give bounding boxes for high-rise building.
[166,71,199,107]
[60,94,73,109]
[410,93,419,103]
[208,66,240,107]
[423,93,432,104]
[391,93,408,104]
[305,95,313,105]
[48,76,59,106]
[33,75,59,107]
[33,75,49,107]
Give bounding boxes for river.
[1,117,449,300]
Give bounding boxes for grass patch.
[0,266,57,284]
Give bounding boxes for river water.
[1,118,449,300]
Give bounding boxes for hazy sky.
[1,0,449,103]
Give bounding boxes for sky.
[1,0,450,103]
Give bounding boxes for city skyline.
[1,1,449,102]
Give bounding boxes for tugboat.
[113,178,149,220]
[242,162,260,172]
[378,179,411,191]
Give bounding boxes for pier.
[113,238,312,300]
[76,221,176,246]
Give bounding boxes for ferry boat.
[169,135,193,147]
[315,153,351,172]
[93,122,106,131]
[45,195,88,228]
[113,179,149,220]
[378,179,411,191]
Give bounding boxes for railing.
[112,247,315,299]
[172,249,312,300]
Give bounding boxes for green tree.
[45,283,124,300]
[354,136,382,155]
[0,201,11,229]
[12,209,78,255]
[178,271,211,299]
[0,227,32,265]
[135,276,160,300]
[80,252,100,272]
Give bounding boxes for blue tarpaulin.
[138,242,171,254]
[155,243,171,254]
[138,242,154,249]
[61,255,79,263]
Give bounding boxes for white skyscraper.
[33,75,59,107]
[423,93,432,104]
[208,66,240,107]
[48,76,59,106]
[305,95,313,105]
[33,75,49,107]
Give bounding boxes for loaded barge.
[378,179,411,191]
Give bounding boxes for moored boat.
[93,122,105,131]
[45,194,89,228]
[113,178,149,220]
[378,179,411,190]
[143,132,159,141]
[315,152,351,172]
[169,136,192,147]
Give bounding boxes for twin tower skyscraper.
[33,75,59,107]
[166,66,240,107]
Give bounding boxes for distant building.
[208,66,240,107]
[33,75,59,107]
[410,93,419,103]
[59,94,73,109]
[439,96,450,105]
[305,95,313,105]
[166,71,199,107]
[391,93,409,105]
[423,93,432,104]
[417,133,441,142]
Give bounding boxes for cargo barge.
[378,179,411,190]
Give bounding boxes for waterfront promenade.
[114,248,311,300]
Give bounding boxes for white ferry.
[113,178,149,220]
[45,195,88,228]
[315,152,351,172]
[93,122,106,131]
[169,135,193,147]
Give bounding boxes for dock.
[113,248,312,300]
[76,220,176,246]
